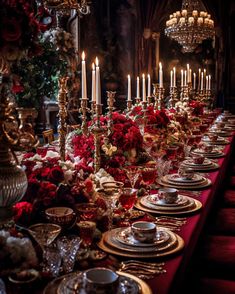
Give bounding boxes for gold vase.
[0,146,28,226]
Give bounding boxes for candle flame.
[187,63,189,69]
[92,63,95,70]
[95,57,99,67]
[142,73,145,79]
[127,74,130,79]
[159,62,162,69]
[193,72,196,76]
[147,74,150,79]
[81,51,85,61]
[173,67,176,72]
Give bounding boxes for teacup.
[208,133,218,142]
[83,267,119,294]
[192,154,205,165]
[203,144,213,153]
[158,187,178,204]
[131,221,157,243]
[178,167,195,180]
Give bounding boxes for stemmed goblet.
[119,188,138,226]
[124,165,141,189]
[141,166,157,195]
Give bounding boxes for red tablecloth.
[148,136,234,294]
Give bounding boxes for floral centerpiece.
[0,0,40,65]
[12,27,78,109]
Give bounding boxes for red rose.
[47,166,64,184]
[1,18,22,42]
[84,178,93,193]
[13,201,33,224]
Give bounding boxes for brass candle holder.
[79,97,89,136]
[157,87,165,110]
[57,76,68,162]
[135,97,141,105]
[180,85,189,104]
[152,83,159,110]
[126,100,132,113]
[147,96,153,106]
[169,86,178,108]
[106,91,116,136]
[90,104,104,173]
[90,101,96,120]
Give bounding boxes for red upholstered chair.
[200,235,235,279]
[195,278,235,294]
[223,189,235,207]
[214,208,235,234]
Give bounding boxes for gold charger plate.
[162,174,205,186]
[181,160,219,171]
[97,230,184,259]
[43,273,77,294]
[158,177,211,190]
[140,195,194,211]
[191,149,225,158]
[104,227,177,253]
[116,271,152,294]
[135,197,202,215]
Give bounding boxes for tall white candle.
[147,74,151,97]
[173,67,176,87]
[95,57,101,105]
[127,74,131,101]
[142,74,146,102]
[201,72,204,91]
[187,64,190,83]
[209,75,211,90]
[81,51,87,98]
[181,69,184,87]
[184,70,187,86]
[159,62,163,88]
[206,75,208,91]
[170,70,173,87]
[136,76,140,98]
[91,63,96,102]
[198,68,201,90]
[193,72,196,90]
[189,69,192,83]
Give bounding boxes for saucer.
[57,271,140,294]
[147,194,188,207]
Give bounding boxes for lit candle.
[147,74,151,97]
[173,67,176,87]
[187,64,190,83]
[170,70,173,87]
[184,70,187,86]
[127,74,131,101]
[136,76,140,98]
[142,74,146,102]
[95,57,101,105]
[159,62,163,88]
[181,69,184,87]
[193,72,196,90]
[198,68,201,90]
[206,75,208,91]
[201,72,204,91]
[91,63,96,102]
[189,69,192,83]
[209,75,211,90]
[81,51,87,99]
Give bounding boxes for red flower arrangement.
[189,101,205,116]
[0,0,41,62]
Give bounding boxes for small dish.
[45,207,74,226]
[8,269,39,285]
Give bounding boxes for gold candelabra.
[180,85,189,103]
[157,87,165,110]
[135,97,141,106]
[90,101,96,120]
[153,83,160,110]
[90,104,104,173]
[147,96,153,106]
[126,100,132,112]
[79,97,89,136]
[106,91,116,136]
[57,77,68,162]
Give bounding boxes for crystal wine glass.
[141,166,157,195]
[124,165,140,188]
[119,188,138,226]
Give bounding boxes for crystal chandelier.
[43,0,91,15]
[165,0,215,53]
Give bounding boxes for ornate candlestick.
[106,91,116,136]
[153,83,159,110]
[79,97,89,136]
[169,86,178,108]
[90,101,96,120]
[57,76,68,162]
[135,97,141,106]
[126,100,132,112]
[157,87,165,110]
[147,96,153,106]
[91,104,104,173]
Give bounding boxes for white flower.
[27,154,43,161]
[32,162,43,171]
[63,169,75,184]
[44,150,60,158]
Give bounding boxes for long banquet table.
[147,135,235,294]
